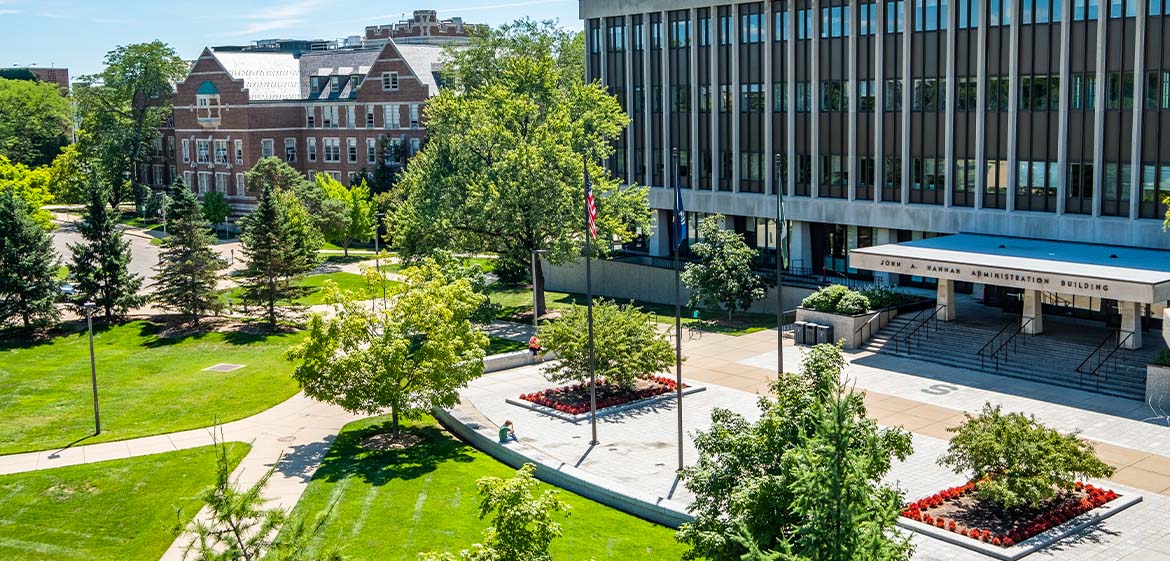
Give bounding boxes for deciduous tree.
[0,189,61,330]
[287,264,488,437]
[154,181,224,322]
[681,214,768,321]
[678,344,913,561]
[939,403,1115,509]
[201,190,230,236]
[315,174,373,256]
[420,464,570,561]
[0,77,72,168]
[0,155,54,229]
[538,299,675,389]
[68,183,144,319]
[394,20,650,316]
[75,41,187,209]
[47,142,94,205]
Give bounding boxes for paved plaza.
[455,328,1170,561]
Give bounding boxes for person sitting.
[498,420,517,443]
[528,335,542,356]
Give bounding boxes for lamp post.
[83,302,100,435]
[530,249,549,331]
[774,153,785,377]
[374,212,386,308]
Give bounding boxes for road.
[52,212,162,291]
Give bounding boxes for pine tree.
[0,188,61,330]
[154,180,224,323]
[69,183,144,319]
[238,184,322,330]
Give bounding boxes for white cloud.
[222,0,332,37]
[0,9,22,15]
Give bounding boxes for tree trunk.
[391,407,400,437]
[534,258,547,319]
[343,241,349,258]
[728,308,733,322]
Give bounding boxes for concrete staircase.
[863,314,1153,401]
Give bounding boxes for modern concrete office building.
[576,0,1170,396]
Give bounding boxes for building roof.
[396,43,444,94]
[298,49,379,99]
[209,50,301,100]
[849,234,1170,302]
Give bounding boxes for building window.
[214,172,229,193]
[330,76,341,94]
[234,140,243,164]
[1107,72,1135,110]
[196,140,210,164]
[671,19,690,48]
[410,104,420,128]
[740,83,765,112]
[285,138,297,163]
[773,81,787,111]
[821,6,851,38]
[310,76,322,95]
[308,138,317,162]
[858,80,876,111]
[740,12,763,44]
[169,165,176,184]
[351,74,363,89]
[410,138,421,156]
[774,11,790,41]
[214,140,228,164]
[323,105,339,128]
[324,138,340,163]
[720,14,732,44]
[183,171,193,189]
[384,104,401,128]
[382,72,399,91]
[182,139,191,163]
[385,138,402,165]
[367,138,377,164]
[306,107,315,128]
[235,173,245,196]
[366,106,376,128]
[197,172,211,194]
[260,139,274,159]
[699,15,712,45]
[795,82,812,112]
[346,106,356,129]
[886,1,906,32]
[196,94,221,122]
[347,138,358,164]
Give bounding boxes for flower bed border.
[897,483,1142,560]
[505,377,707,424]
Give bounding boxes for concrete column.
[974,0,988,209]
[1022,289,1045,335]
[874,0,885,203]
[732,3,741,193]
[944,0,957,207]
[690,8,701,190]
[937,279,957,321]
[1005,0,1021,213]
[811,4,821,198]
[1129,0,1147,221]
[901,0,912,204]
[1092,5,1107,218]
[787,2,797,196]
[643,16,653,188]
[873,228,896,286]
[625,14,636,186]
[848,0,859,201]
[1120,301,1144,350]
[765,1,775,196]
[648,208,671,257]
[1056,0,1072,214]
[789,220,814,271]
[710,17,720,191]
[662,10,671,190]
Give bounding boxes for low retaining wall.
[1147,364,1170,407]
[434,406,694,528]
[796,308,897,350]
[483,350,557,373]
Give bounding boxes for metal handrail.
[977,319,1019,368]
[1077,331,1133,391]
[980,318,1032,371]
[889,307,930,354]
[892,304,946,353]
[853,309,886,344]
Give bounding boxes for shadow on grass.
[311,420,475,487]
[134,319,298,348]
[0,320,102,352]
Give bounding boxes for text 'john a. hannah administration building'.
[578,0,1170,401]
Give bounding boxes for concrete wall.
[542,258,814,315]
[796,308,897,350]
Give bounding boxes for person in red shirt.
[528,335,541,356]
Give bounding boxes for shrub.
[836,291,872,315]
[939,403,1115,509]
[1154,348,1170,367]
[859,287,913,309]
[801,285,851,313]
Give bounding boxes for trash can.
[815,323,834,345]
[803,322,819,346]
[794,321,808,345]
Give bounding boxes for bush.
[939,403,1115,509]
[801,285,850,313]
[1154,348,1170,367]
[836,292,871,315]
[859,287,913,309]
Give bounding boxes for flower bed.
[519,376,683,415]
[901,481,1120,547]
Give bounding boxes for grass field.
[0,321,302,455]
[281,416,688,561]
[485,337,526,355]
[221,271,398,307]
[0,442,249,561]
[486,282,774,336]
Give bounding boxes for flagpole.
[671,147,684,472]
[774,153,784,377]
[584,152,599,446]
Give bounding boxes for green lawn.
[486,337,526,355]
[221,271,398,307]
[0,321,302,455]
[0,442,249,561]
[486,283,774,336]
[281,416,687,561]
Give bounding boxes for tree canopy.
[0,156,54,229]
[0,188,61,330]
[68,183,144,319]
[154,181,225,322]
[0,77,72,168]
[75,41,187,208]
[681,214,769,320]
[288,264,488,436]
[678,344,913,561]
[315,174,373,256]
[393,19,650,314]
[538,299,675,389]
[201,190,231,235]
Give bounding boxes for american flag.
[585,162,598,239]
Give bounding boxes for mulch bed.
[519,376,684,415]
[902,481,1120,547]
[360,432,423,451]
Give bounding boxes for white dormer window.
[382,72,399,91]
[330,76,341,94]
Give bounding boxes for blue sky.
[0,0,579,78]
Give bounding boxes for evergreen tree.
[69,183,144,319]
[154,181,225,322]
[238,184,322,329]
[0,188,60,330]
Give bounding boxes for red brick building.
[364,10,485,46]
[26,67,70,94]
[157,37,443,217]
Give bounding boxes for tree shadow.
[135,319,296,348]
[271,435,338,484]
[309,420,475,487]
[0,319,110,352]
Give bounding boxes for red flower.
[948,520,957,531]
[1003,537,1014,547]
[991,537,1002,546]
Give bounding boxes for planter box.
[796,307,897,350]
[1147,363,1170,407]
[506,383,707,423]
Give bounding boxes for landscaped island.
[519,376,684,415]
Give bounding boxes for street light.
[774,153,785,377]
[83,302,101,435]
[530,249,549,331]
[374,212,386,308]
